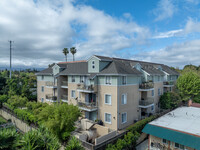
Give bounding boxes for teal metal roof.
[142,124,200,150]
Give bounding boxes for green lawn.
[0,116,7,125]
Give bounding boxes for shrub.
[0,116,6,125]
[14,109,37,125]
[65,136,84,150]
[16,126,60,150]
[126,115,156,133]
[0,128,19,150]
[7,95,28,108]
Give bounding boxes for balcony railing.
[61,95,68,102]
[139,82,154,90]
[61,81,68,86]
[163,81,174,85]
[46,94,57,102]
[77,84,94,93]
[45,82,57,88]
[78,101,97,111]
[139,98,154,107]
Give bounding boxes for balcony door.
[85,94,89,103]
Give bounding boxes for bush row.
[14,108,37,125]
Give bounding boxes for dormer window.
[80,76,84,83]
[71,76,75,82]
[92,61,95,69]
[106,76,111,85]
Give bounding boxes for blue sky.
[0,0,200,68]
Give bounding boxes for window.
[41,86,44,92]
[121,94,127,104]
[158,76,160,81]
[158,88,161,96]
[122,76,126,85]
[175,143,184,150]
[105,113,111,124]
[80,76,84,83]
[71,76,75,82]
[162,139,167,144]
[152,90,154,97]
[41,98,44,103]
[42,75,44,80]
[79,92,81,99]
[170,87,172,92]
[151,105,154,111]
[121,112,127,124]
[71,90,76,98]
[105,94,111,105]
[92,61,95,69]
[106,76,111,85]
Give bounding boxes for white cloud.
[185,18,200,33]
[0,0,150,68]
[133,40,200,68]
[153,0,176,21]
[153,29,183,39]
[185,0,200,5]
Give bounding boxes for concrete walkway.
[136,139,148,150]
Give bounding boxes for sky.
[0,0,200,68]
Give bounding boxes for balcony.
[139,82,154,91]
[61,95,68,103]
[77,84,95,93]
[61,81,68,88]
[46,94,57,102]
[139,98,154,108]
[45,82,57,88]
[78,101,97,112]
[163,81,174,87]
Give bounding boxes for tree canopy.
[177,72,200,101]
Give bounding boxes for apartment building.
[36,55,179,130]
[142,106,200,150]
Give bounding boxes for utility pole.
[9,40,14,79]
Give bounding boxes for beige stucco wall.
[0,109,35,133]
[37,80,56,104]
[97,85,118,130]
[118,84,140,129]
[153,82,163,112]
[149,135,194,150]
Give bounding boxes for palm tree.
[70,47,77,61]
[62,48,69,62]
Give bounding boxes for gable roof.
[35,67,53,75]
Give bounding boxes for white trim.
[121,112,127,124]
[105,76,112,85]
[52,64,60,69]
[71,90,76,98]
[121,93,127,105]
[141,69,150,76]
[104,94,112,105]
[104,113,112,124]
[162,70,169,75]
[87,55,101,62]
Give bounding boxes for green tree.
[65,136,84,150]
[0,95,8,104]
[177,72,200,101]
[0,128,19,150]
[63,48,69,62]
[37,103,81,141]
[7,95,28,108]
[70,47,77,61]
[17,126,60,150]
[159,92,181,109]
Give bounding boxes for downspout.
[117,76,119,130]
[97,75,99,120]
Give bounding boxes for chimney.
[188,99,193,107]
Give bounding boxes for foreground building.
[143,106,200,150]
[36,55,179,130]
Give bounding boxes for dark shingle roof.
[161,65,179,75]
[35,67,53,75]
[59,62,88,75]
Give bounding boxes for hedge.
[14,109,37,125]
[126,115,157,133]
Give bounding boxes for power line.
[9,40,14,79]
